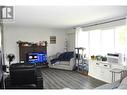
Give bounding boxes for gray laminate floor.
[41,68,106,89]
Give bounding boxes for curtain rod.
[74,17,126,29]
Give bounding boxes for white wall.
[3,25,67,65]
[66,29,75,51]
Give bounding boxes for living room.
[0,4,127,92]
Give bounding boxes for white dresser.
[88,60,127,83]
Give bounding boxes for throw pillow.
[66,52,74,61]
[51,58,59,64]
[58,53,65,61]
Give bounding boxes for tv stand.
[36,63,48,68]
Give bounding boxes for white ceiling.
[7,6,127,29]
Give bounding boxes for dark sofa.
[5,63,43,89]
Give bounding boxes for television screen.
[28,52,47,64]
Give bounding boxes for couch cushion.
[53,62,70,66]
[10,63,35,69]
[118,76,127,89]
[59,61,70,65]
[96,80,120,89]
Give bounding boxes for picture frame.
[50,36,56,44]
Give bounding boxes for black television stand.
[35,63,48,68]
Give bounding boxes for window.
[76,25,127,59]
[115,26,127,53]
[89,30,101,55]
[76,31,89,56]
[101,29,115,55]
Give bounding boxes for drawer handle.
[96,63,100,65]
[104,65,107,67]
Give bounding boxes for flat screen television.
[27,52,47,64]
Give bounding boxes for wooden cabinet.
[19,45,47,63]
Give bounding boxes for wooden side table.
[110,68,124,82]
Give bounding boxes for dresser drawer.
[102,64,111,68]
